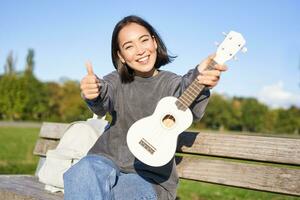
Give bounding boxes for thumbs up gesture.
[80,61,101,100]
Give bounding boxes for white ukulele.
[127,31,247,167]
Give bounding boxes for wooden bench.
[0,122,300,199]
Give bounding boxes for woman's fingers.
[214,64,228,72]
[197,65,226,88]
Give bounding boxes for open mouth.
[137,56,149,64]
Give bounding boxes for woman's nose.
[136,44,146,55]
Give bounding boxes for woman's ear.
[117,51,125,64]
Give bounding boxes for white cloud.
[257,81,300,109]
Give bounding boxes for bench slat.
[176,156,300,196]
[32,156,300,197]
[39,122,69,139]
[178,132,300,165]
[33,138,59,156]
[0,175,63,200]
[34,130,300,166]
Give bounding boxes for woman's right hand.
[80,62,101,100]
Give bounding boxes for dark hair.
[111,15,176,83]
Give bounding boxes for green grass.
[0,126,39,174]
[0,126,299,199]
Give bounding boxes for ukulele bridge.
[139,138,156,155]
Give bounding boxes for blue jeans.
[63,154,157,200]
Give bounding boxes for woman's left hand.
[197,54,228,89]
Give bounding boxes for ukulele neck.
[175,59,218,111]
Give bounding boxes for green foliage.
[43,80,93,122]
[43,82,62,121]
[199,93,300,135]
[0,73,49,120]
[4,51,16,75]
[25,49,35,75]
[201,93,233,131]
[59,80,92,122]
[262,109,278,133]
[275,106,300,134]
[227,97,243,130]
[0,49,93,122]
[0,74,17,120]
[240,98,269,132]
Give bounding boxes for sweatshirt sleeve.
[168,66,210,122]
[83,71,118,116]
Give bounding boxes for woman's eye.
[142,38,149,42]
[125,45,133,50]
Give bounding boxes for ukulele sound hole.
[162,114,176,128]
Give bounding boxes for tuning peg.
[241,47,248,53]
[214,41,220,46]
[222,32,227,36]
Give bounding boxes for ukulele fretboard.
[176,60,217,111]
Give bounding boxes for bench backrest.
[33,122,300,196]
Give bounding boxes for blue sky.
[1,0,300,108]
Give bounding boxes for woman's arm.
[169,55,227,121]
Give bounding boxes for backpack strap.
[91,113,106,120]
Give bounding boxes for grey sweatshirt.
[85,67,210,200]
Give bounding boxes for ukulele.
[127,31,247,167]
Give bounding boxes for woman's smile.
[136,55,150,64]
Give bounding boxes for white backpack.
[38,115,108,193]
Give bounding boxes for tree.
[25,49,35,75]
[59,80,92,122]
[240,98,268,132]
[201,93,233,131]
[4,51,16,75]
[228,97,243,131]
[262,109,278,133]
[275,106,300,134]
[44,82,63,121]
[20,74,49,120]
[0,73,49,121]
[0,74,18,120]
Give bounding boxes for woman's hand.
[197,54,227,89]
[80,62,101,100]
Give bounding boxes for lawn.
[0,126,298,200]
[0,126,39,174]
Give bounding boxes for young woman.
[64,15,227,200]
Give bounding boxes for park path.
[0,121,41,128]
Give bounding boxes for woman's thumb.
[85,61,94,75]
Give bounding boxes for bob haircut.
[111,15,176,83]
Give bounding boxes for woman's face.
[117,23,158,77]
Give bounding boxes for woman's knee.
[63,155,95,183]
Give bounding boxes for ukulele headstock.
[214,31,247,64]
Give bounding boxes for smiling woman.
[70,15,227,200]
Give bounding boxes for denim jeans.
[63,154,157,200]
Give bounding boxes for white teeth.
[138,56,148,62]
